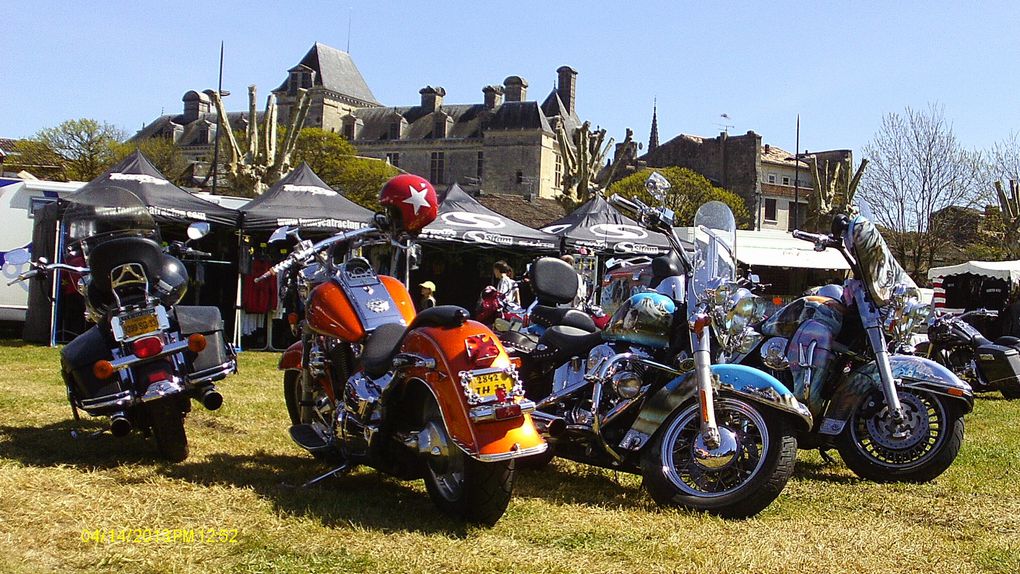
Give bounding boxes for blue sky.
[3,1,1018,159]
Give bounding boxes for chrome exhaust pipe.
[530,410,566,437]
[198,386,223,411]
[110,412,132,437]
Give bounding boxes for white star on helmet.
[403,184,431,215]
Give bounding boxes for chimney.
[483,85,504,109]
[764,144,770,154]
[182,90,211,122]
[419,86,446,112]
[556,66,577,114]
[503,76,528,102]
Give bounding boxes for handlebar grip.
[609,194,640,213]
[189,249,212,258]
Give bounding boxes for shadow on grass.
[0,420,159,469]
[789,456,862,485]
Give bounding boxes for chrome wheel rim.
[659,398,769,498]
[851,389,948,469]
[424,402,465,502]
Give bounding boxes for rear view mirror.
[268,226,294,244]
[644,171,671,205]
[187,221,211,241]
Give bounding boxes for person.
[560,254,588,307]
[418,280,437,310]
[492,260,519,306]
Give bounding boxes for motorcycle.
[734,209,974,482]
[511,175,813,518]
[915,308,1020,399]
[266,174,546,525]
[10,186,237,462]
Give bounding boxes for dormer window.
[434,116,447,139]
[388,122,400,140]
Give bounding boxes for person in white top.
[492,260,519,306]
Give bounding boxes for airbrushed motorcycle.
[11,186,236,462]
[733,209,974,482]
[511,176,813,518]
[265,174,545,525]
[916,308,1020,399]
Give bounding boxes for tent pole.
[232,229,244,351]
[48,217,66,348]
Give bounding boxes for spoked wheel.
[284,367,339,462]
[149,401,189,463]
[837,388,964,482]
[420,396,514,525]
[641,397,797,518]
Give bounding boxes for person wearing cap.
[418,281,437,310]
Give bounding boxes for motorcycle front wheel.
[641,396,797,518]
[836,388,964,482]
[149,401,189,463]
[420,396,514,526]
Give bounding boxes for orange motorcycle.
[261,174,546,525]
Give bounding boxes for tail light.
[465,333,501,367]
[287,312,299,325]
[133,336,164,358]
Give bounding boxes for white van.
[0,178,84,321]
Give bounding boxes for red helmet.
[378,174,438,234]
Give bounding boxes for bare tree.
[990,131,1020,183]
[858,103,988,277]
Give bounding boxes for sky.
[3,1,1019,159]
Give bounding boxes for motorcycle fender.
[278,341,304,371]
[818,355,974,436]
[398,321,546,462]
[621,364,813,451]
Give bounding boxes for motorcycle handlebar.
[792,229,839,249]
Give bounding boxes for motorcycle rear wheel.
[149,402,189,463]
[420,396,514,525]
[641,396,797,518]
[836,388,964,482]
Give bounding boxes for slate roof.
[355,104,489,141]
[476,192,568,229]
[130,111,268,147]
[274,42,379,106]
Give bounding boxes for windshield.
[691,200,736,309]
[64,186,159,255]
[845,211,916,306]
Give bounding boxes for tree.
[858,104,988,278]
[289,128,398,210]
[608,167,751,228]
[8,139,67,180]
[990,131,1020,183]
[33,118,125,181]
[110,138,188,183]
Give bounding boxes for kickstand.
[302,463,350,488]
[819,448,837,465]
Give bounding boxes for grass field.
[1,341,1018,574]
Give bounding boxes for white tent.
[734,229,850,270]
[927,260,1020,283]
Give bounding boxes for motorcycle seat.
[995,335,1020,348]
[531,305,597,332]
[361,306,470,378]
[533,325,603,363]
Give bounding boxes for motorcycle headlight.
[710,283,766,352]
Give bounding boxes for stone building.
[132,43,585,199]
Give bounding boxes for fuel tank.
[306,274,416,342]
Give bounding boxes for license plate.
[468,371,514,399]
[121,310,160,339]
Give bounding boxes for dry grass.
[0,341,1017,574]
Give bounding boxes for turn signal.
[287,312,299,325]
[690,314,711,335]
[93,360,115,380]
[187,333,207,353]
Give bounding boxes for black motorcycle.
[916,309,1020,399]
[11,186,237,462]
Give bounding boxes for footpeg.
[289,423,332,454]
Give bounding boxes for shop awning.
[733,230,851,270]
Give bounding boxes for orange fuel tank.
[306,276,417,342]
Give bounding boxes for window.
[476,152,484,178]
[430,152,445,184]
[555,153,562,188]
[29,197,56,218]
[789,200,802,229]
[782,176,790,186]
[301,72,312,88]
[434,117,447,139]
[342,123,354,140]
[388,122,400,140]
[764,198,777,222]
[516,171,523,184]
[767,174,776,184]
[386,152,400,168]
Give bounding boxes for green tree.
[33,118,126,181]
[608,167,751,228]
[289,128,398,210]
[111,137,189,183]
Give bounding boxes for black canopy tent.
[81,150,238,227]
[419,184,559,251]
[540,194,670,255]
[238,163,374,232]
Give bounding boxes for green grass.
[1,341,1018,574]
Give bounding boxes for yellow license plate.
[468,371,514,398]
[122,312,160,339]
